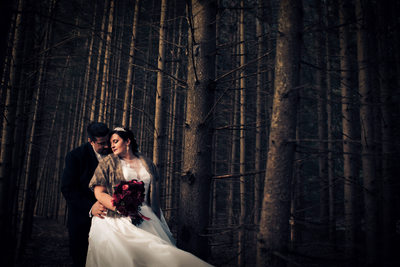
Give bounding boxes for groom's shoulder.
[68,143,91,158]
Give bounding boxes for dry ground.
[16,216,73,267]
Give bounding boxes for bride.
[86,127,213,267]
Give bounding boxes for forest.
[0,0,399,266]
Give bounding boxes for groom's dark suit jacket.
[61,143,109,267]
[61,142,99,230]
[61,142,108,266]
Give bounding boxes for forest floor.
[16,216,73,267]
[15,215,387,267]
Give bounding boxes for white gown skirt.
[86,205,213,267]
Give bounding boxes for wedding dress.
[86,159,212,267]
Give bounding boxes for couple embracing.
[61,122,212,267]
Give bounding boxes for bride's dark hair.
[110,127,138,153]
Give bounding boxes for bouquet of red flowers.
[112,179,149,226]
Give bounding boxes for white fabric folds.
[86,159,212,267]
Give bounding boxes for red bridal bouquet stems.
[112,179,150,226]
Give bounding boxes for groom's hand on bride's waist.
[91,201,107,219]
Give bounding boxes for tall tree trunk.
[72,79,83,147]
[98,0,114,122]
[316,0,328,240]
[325,0,336,243]
[90,0,109,122]
[166,15,184,222]
[228,75,239,230]
[54,100,67,220]
[122,0,140,127]
[138,1,157,154]
[254,0,265,227]
[153,0,168,171]
[256,0,302,266]
[227,13,239,233]
[10,65,28,242]
[290,119,304,249]
[339,0,358,262]
[238,0,246,265]
[0,0,17,102]
[178,0,216,259]
[356,0,378,265]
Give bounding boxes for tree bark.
[238,0,246,265]
[98,0,114,122]
[228,72,239,230]
[153,0,168,172]
[316,0,329,240]
[122,0,140,127]
[178,0,216,260]
[166,14,184,222]
[339,0,359,262]
[356,0,378,265]
[90,0,109,122]
[256,0,302,266]
[325,0,336,243]
[254,0,266,227]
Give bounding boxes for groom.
[61,122,111,267]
